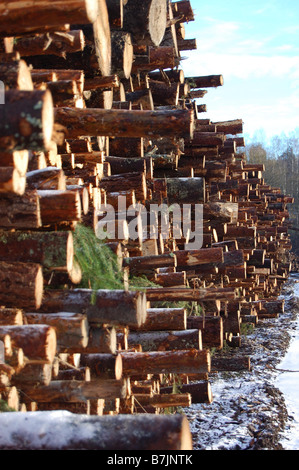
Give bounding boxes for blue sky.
[182,0,299,142]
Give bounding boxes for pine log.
[0,325,56,364]
[0,90,54,152]
[27,167,66,191]
[0,167,26,195]
[32,69,85,94]
[0,308,23,326]
[38,289,147,328]
[148,69,185,84]
[24,312,89,353]
[211,356,251,372]
[120,349,210,375]
[54,367,90,381]
[174,247,224,267]
[172,0,195,23]
[37,189,82,225]
[0,230,74,273]
[0,261,43,310]
[0,60,33,90]
[46,80,79,107]
[145,287,236,302]
[123,0,167,46]
[160,381,213,404]
[154,271,187,287]
[84,74,120,90]
[0,0,99,36]
[99,172,147,202]
[108,137,144,157]
[20,378,129,402]
[177,38,197,51]
[104,156,146,175]
[11,363,53,387]
[123,253,177,273]
[187,131,226,147]
[36,401,91,414]
[127,329,202,351]
[80,353,123,380]
[133,392,192,408]
[14,30,85,57]
[187,316,223,349]
[0,150,29,175]
[81,327,117,354]
[125,89,154,111]
[186,75,224,88]
[0,412,193,450]
[149,80,180,106]
[214,119,243,135]
[132,307,187,331]
[54,107,194,139]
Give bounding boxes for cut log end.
[35,265,44,310]
[149,0,167,46]
[42,89,55,151]
[179,415,193,450]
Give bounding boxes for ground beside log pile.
[184,276,299,451]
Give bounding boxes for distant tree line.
[244,128,299,255]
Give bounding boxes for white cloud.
[183,51,299,80]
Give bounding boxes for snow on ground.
[184,275,299,450]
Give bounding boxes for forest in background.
[244,128,299,255]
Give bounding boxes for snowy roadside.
[184,275,299,450]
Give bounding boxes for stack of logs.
[0,0,294,450]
